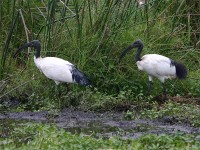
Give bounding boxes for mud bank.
[0,108,200,139]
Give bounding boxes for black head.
[119,39,144,62]
[27,40,41,48]
[130,39,144,48]
[13,40,41,58]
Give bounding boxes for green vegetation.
[140,100,200,127]
[0,122,200,149]
[121,99,200,127]
[0,0,200,148]
[1,0,199,109]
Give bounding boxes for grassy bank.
[0,0,199,111]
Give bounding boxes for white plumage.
[119,39,187,99]
[137,54,176,83]
[14,40,91,91]
[34,57,75,85]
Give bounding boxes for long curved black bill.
[13,42,32,58]
[118,44,134,63]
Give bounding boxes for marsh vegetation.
[0,0,200,149]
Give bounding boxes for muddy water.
[0,108,200,139]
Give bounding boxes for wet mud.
[0,108,200,139]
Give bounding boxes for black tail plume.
[71,67,92,86]
[174,61,187,79]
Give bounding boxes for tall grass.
[0,0,199,107]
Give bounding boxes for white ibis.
[14,40,92,94]
[119,39,187,99]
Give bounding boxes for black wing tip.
[85,80,93,87]
[71,67,92,86]
[173,61,188,79]
[81,77,92,86]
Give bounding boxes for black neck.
[135,46,143,62]
[34,45,41,58]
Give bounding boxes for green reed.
[0,0,199,101]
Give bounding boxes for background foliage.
[0,0,199,110]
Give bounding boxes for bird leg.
[146,81,153,96]
[64,83,70,94]
[162,83,167,100]
[56,84,61,97]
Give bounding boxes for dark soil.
[0,108,200,139]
